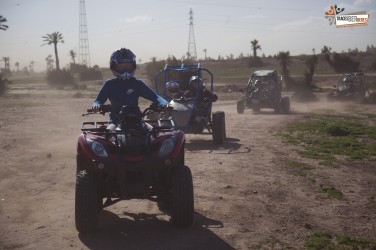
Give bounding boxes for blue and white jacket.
[93,77,168,124]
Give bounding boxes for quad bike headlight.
[159,136,177,157]
[86,139,108,158]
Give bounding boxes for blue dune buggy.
[153,64,226,144]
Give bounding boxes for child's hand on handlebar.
[160,103,173,110]
[92,104,100,113]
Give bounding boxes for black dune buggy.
[237,69,290,114]
[327,72,369,102]
[75,104,194,233]
[153,64,226,144]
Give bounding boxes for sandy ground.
[0,82,375,249]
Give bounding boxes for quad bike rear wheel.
[171,165,194,227]
[75,170,99,233]
[237,99,245,114]
[212,111,226,144]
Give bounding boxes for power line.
[79,0,91,66]
[187,8,197,60]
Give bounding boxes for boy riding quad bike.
[154,64,226,144]
[237,70,290,114]
[75,104,194,233]
[327,72,369,102]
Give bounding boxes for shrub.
[371,57,376,71]
[0,73,10,96]
[79,67,103,81]
[46,69,74,87]
[248,57,264,67]
[325,52,360,73]
[70,63,103,81]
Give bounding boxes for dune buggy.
[75,104,194,233]
[327,72,369,102]
[237,69,290,114]
[153,64,226,144]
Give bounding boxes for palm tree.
[2,57,10,70]
[29,61,35,73]
[305,50,318,86]
[69,49,76,64]
[203,49,207,60]
[42,32,64,70]
[250,39,261,58]
[276,51,294,89]
[276,51,291,75]
[15,62,20,71]
[45,55,54,70]
[0,16,9,31]
[321,45,332,55]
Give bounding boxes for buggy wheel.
[75,170,99,233]
[237,99,245,114]
[280,97,290,114]
[252,105,260,113]
[171,165,194,227]
[212,111,226,144]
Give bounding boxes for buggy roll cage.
[154,63,215,118]
[246,69,279,93]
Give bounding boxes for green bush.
[79,67,103,81]
[325,53,360,73]
[0,73,10,96]
[248,57,264,67]
[70,63,103,81]
[46,69,74,87]
[372,57,376,71]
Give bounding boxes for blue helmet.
[110,48,137,79]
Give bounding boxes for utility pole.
[79,0,91,66]
[187,8,197,61]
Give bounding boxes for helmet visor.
[113,62,134,74]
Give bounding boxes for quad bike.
[75,104,194,233]
[153,64,226,144]
[237,70,290,114]
[327,72,369,102]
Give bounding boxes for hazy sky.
[1,0,375,72]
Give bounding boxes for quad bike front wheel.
[171,165,194,227]
[75,170,99,233]
[237,99,245,114]
[212,111,226,144]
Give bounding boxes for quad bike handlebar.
[83,104,112,116]
[82,103,173,117]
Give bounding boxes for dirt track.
[0,83,375,249]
